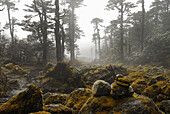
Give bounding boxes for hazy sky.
[0,0,154,59]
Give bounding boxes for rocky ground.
[0,62,169,114]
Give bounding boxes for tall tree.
[66,0,84,61]
[23,0,53,64]
[137,0,145,52]
[106,0,135,62]
[91,18,103,59]
[54,0,62,61]
[0,0,18,45]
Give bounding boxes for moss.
[132,79,148,94]
[0,85,43,114]
[157,100,170,113]
[66,88,92,113]
[79,96,130,113]
[5,63,14,69]
[44,94,67,105]
[29,111,51,114]
[161,83,170,96]
[142,84,161,101]
[11,65,28,75]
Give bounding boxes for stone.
[92,80,111,97]
[44,104,71,114]
[66,88,92,113]
[44,93,68,105]
[0,85,43,114]
[79,93,164,114]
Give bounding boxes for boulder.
[132,79,147,94]
[92,80,111,97]
[79,93,164,114]
[38,62,86,93]
[111,77,133,99]
[44,104,71,114]
[142,84,161,101]
[0,85,43,114]
[66,88,92,113]
[157,100,170,113]
[44,93,68,105]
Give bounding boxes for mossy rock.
[127,71,150,82]
[45,62,72,81]
[142,84,161,101]
[44,94,68,105]
[148,78,157,86]
[43,104,71,114]
[92,80,111,97]
[0,85,43,114]
[29,111,51,114]
[44,62,54,73]
[132,79,148,94]
[155,75,167,81]
[79,93,163,114]
[157,100,170,113]
[111,82,133,99]
[4,63,14,69]
[11,65,28,75]
[66,88,92,113]
[161,82,170,98]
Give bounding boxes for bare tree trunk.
[120,0,124,62]
[61,26,65,61]
[55,0,62,62]
[7,7,14,44]
[97,25,101,59]
[141,0,145,52]
[70,5,75,61]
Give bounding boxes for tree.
[22,0,53,64]
[0,0,18,45]
[65,0,84,61]
[91,18,103,59]
[106,0,136,62]
[136,0,145,52]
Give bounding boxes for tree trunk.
[120,0,124,62]
[7,7,14,44]
[70,5,75,61]
[141,0,145,52]
[55,0,61,62]
[97,25,101,59]
[61,26,65,61]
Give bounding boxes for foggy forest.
[0,0,170,114]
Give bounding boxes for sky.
[0,0,154,60]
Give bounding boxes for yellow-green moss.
[44,94,67,105]
[66,88,92,113]
[0,85,43,114]
[5,63,14,69]
[79,95,132,113]
[132,79,148,94]
[29,111,51,114]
